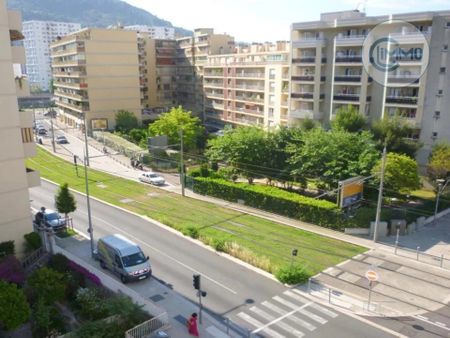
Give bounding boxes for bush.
[212,238,227,252]
[105,295,148,328]
[75,288,107,320]
[275,264,311,284]
[31,298,66,338]
[27,268,66,305]
[0,241,14,258]
[193,177,345,229]
[68,260,102,287]
[199,163,209,177]
[0,280,30,330]
[24,232,42,252]
[73,319,123,338]
[0,255,25,285]
[47,253,70,273]
[183,226,199,239]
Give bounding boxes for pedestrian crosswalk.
[236,289,339,337]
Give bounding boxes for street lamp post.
[373,147,387,242]
[83,113,90,167]
[81,113,94,256]
[434,178,450,224]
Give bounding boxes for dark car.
[41,209,67,232]
[56,135,69,144]
[37,127,47,135]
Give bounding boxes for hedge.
[192,177,346,229]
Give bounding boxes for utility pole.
[82,149,95,257]
[50,116,56,153]
[373,147,387,242]
[83,113,90,167]
[179,128,185,197]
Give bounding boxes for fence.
[392,244,450,269]
[125,313,170,338]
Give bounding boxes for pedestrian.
[35,207,45,226]
[187,313,199,337]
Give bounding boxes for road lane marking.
[435,322,447,327]
[249,307,304,337]
[289,290,338,318]
[273,296,327,324]
[416,315,428,320]
[237,313,285,338]
[75,210,238,294]
[413,315,450,332]
[261,301,316,331]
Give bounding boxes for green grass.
[28,147,367,277]
[56,228,77,238]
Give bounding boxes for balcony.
[290,109,323,120]
[206,93,224,99]
[234,84,265,91]
[204,82,223,88]
[291,92,313,99]
[291,75,326,82]
[53,71,87,78]
[233,117,262,126]
[51,59,86,67]
[52,46,85,57]
[26,168,40,188]
[334,75,361,82]
[234,73,265,78]
[335,55,362,63]
[204,72,223,78]
[54,81,88,90]
[385,96,418,105]
[333,94,360,102]
[387,75,420,84]
[56,100,89,113]
[235,107,264,116]
[54,90,88,101]
[292,57,327,64]
[292,38,326,48]
[206,102,224,110]
[335,34,366,46]
[234,95,264,103]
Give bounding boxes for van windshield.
[122,252,146,267]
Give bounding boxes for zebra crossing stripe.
[237,312,286,338]
[250,307,305,338]
[261,301,317,331]
[273,296,327,324]
[288,290,338,318]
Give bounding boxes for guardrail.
[125,313,170,338]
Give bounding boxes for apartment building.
[1,1,39,255]
[290,10,450,163]
[23,20,81,92]
[125,25,175,40]
[51,28,142,131]
[204,42,290,129]
[137,35,177,115]
[176,28,235,117]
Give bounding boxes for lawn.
[27,147,367,276]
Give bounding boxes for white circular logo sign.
[362,20,430,87]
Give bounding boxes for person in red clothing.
[187,313,199,336]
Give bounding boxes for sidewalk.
[55,234,241,338]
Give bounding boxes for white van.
[96,234,151,283]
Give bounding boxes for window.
[434,111,441,118]
[269,81,275,92]
[440,67,446,73]
[269,94,275,105]
[443,45,448,51]
[269,68,276,80]
[438,89,443,95]
[432,132,438,139]
[446,22,450,28]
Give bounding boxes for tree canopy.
[0,280,30,330]
[427,142,450,181]
[332,105,367,132]
[55,183,76,220]
[372,152,421,194]
[148,106,204,150]
[115,110,139,133]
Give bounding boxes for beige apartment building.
[51,28,142,131]
[204,42,290,129]
[1,1,39,255]
[176,28,235,117]
[290,10,450,163]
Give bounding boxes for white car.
[139,172,165,186]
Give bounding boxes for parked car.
[56,135,69,144]
[37,127,47,135]
[95,234,151,283]
[35,209,67,232]
[139,172,165,186]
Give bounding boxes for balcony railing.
[292,92,313,99]
[291,75,326,82]
[385,96,418,105]
[206,93,224,99]
[335,55,362,63]
[234,84,265,91]
[290,109,323,119]
[54,90,88,101]
[292,57,327,64]
[53,71,87,77]
[387,75,420,84]
[333,94,360,101]
[54,81,88,90]
[234,73,265,78]
[235,107,264,116]
[334,75,361,82]
[235,96,264,103]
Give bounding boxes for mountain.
[6,0,191,37]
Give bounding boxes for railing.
[335,55,362,63]
[388,75,420,84]
[235,107,264,115]
[235,96,264,103]
[125,313,170,338]
[291,75,326,82]
[291,92,314,99]
[333,94,360,101]
[334,75,361,82]
[391,243,450,269]
[385,96,418,105]
[21,247,46,271]
[234,73,265,78]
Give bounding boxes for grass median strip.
[28,147,366,279]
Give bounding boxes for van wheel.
[100,260,106,269]
[120,275,128,284]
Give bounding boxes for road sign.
[365,270,379,282]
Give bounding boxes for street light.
[434,178,450,224]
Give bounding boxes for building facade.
[23,20,81,92]
[1,1,39,255]
[290,10,450,163]
[176,28,235,117]
[204,42,290,129]
[125,25,175,40]
[51,28,142,131]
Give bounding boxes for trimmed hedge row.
[192,177,346,229]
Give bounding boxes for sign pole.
[367,281,372,311]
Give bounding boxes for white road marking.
[413,315,450,332]
[250,307,304,337]
[205,325,231,338]
[289,290,338,318]
[435,322,447,328]
[76,209,237,294]
[273,296,327,324]
[416,315,428,321]
[261,301,316,331]
[237,313,285,338]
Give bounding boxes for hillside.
[6,0,191,37]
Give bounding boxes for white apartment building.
[125,25,175,40]
[23,20,81,92]
[204,42,290,129]
[1,1,39,256]
[290,10,450,164]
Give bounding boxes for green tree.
[370,116,420,157]
[0,280,30,330]
[332,105,367,132]
[115,110,139,133]
[27,268,66,305]
[55,183,76,222]
[427,142,450,181]
[287,128,379,189]
[299,118,317,132]
[372,152,421,194]
[148,106,205,150]
[206,126,271,183]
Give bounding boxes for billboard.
[339,177,364,209]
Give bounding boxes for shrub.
[31,298,66,338]
[0,241,14,258]
[74,320,123,338]
[105,295,148,328]
[68,260,102,287]
[224,242,272,272]
[0,255,25,285]
[193,177,345,229]
[199,163,209,177]
[27,268,66,305]
[0,280,30,330]
[75,288,107,320]
[47,253,70,273]
[183,226,199,239]
[212,238,227,252]
[275,264,311,284]
[24,232,42,252]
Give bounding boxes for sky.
[124,0,450,42]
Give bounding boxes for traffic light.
[193,274,201,290]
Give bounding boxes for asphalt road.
[29,180,398,337]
